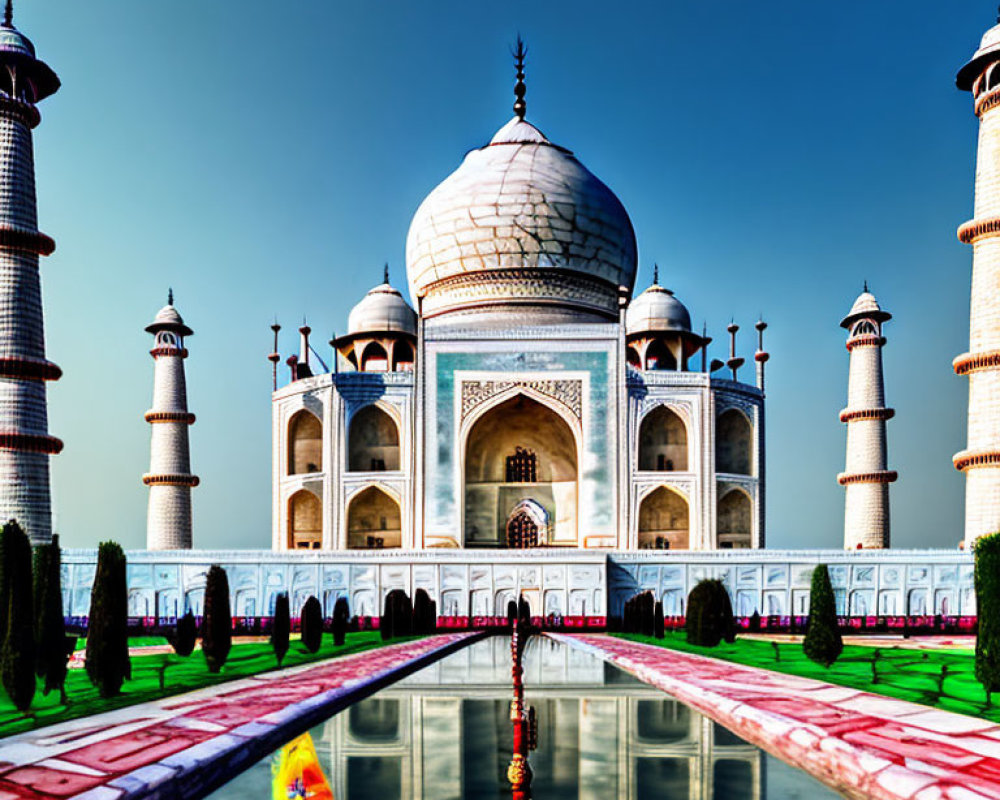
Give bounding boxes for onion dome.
[347,280,417,336]
[405,43,637,321]
[840,287,891,329]
[958,15,1000,90]
[626,284,692,335]
[145,290,193,337]
[0,4,59,102]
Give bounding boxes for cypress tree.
[685,580,734,648]
[976,533,1000,700]
[507,599,518,628]
[35,534,69,698]
[300,596,323,653]
[748,610,762,633]
[654,600,665,639]
[201,565,232,674]
[380,592,394,641]
[803,564,843,667]
[0,522,34,711]
[272,593,290,665]
[332,596,349,646]
[170,611,197,657]
[414,589,435,635]
[85,541,130,698]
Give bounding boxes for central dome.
[405,116,638,322]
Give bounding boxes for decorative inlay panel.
[461,378,583,421]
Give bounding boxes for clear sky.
[18,0,992,551]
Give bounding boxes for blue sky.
[19,0,991,550]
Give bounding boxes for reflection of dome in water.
[405,115,638,323]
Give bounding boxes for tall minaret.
[838,288,896,549]
[955,13,1000,547]
[0,3,62,545]
[143,292,198,550]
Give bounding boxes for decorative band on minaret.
[838,288,895,549]
[955,14,1000,547]
[0,6,62,545]
[143,291,198,550]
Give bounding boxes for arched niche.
[348,405,400,472]
[638,406,689,471]
[717,489,752,549]
[638,486,690,550]
[392,341,415,371]
[347,486,402,549]
[288,410,322,475]
[360,341,388,372]
[288,489,322,550]
[464,393,578,547]
[716,409,752,475]
[645,339,678,371]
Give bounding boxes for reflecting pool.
[207,637,843,799]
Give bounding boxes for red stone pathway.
[552,633,1000,800]
[0,633,477,800]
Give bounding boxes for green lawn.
[0,632,415,738]
[615,631,998,722]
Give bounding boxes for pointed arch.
[638,405,689,471]
[288,489,322,549]
[360,341,388,372]
[716,408,752,475]
[347,485,402,548]
[717,487,752,549]
[348,404,400,472]
[638,486,689,550]
[287,409,322,475]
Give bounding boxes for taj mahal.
[2,9,1000,621]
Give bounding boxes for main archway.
[463,393,578,547]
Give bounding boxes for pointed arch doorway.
[506,499,548,548]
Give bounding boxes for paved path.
[552,633,1000,800]
[0,633,477,800]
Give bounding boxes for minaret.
[955,12,1000,547]
[143,292,198,550]
[0,3,62,544]
[838,288,896,549]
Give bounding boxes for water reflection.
[209,637,843,800]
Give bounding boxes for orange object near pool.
[271,733,333,800]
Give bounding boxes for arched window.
[288,410,322,475]
[638,406,688,472]
[347,486,402,548]
[990,63,1000,91]
[716,409,752,475]
[852,320,876,337]
[288,489,322,549]
[717,489,751,549]
[348,405,400,472]
[638,486,690,550]
[392,341,414,372]
[156,331,178,348]
[645,340,677,371]
[626,346,642,370]
[360,341,388,372]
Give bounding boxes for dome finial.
[383,262,390,285]
[511,35,527,120]
[168,287,174,306]
[4,0,12,28]
[653,263,659,285]
[863,279,868,294]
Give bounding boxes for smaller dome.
[146,302,193,337]
[0,25,32,57]
[958,22,1000,90]
[840,290,891,329]
[626,284,692,335]
[348,282,417,336]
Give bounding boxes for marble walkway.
[0,632,477,800]
[552,633,1000,800]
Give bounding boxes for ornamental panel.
[461,378,583,421]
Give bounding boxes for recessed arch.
[716,408,752,475]
[288,488,322,550]
[463,392,578,547]
[287,409,322,475]
[348,404,400,472]
[638,405,689,471]
[717,487,752,549]
[638,485,689,550]
[645,339,677,371]
[360,341,388,372]
[347,485,401,549]
[392,340,415,371]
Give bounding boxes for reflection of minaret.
[143,291,198,549]
[838,287,895,549]
[955,12,1000,546]
[0,2,62,544]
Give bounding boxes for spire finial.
[168,287,173,306]
[4,1,12,28]
[512,35,527,120]
[863,279,869,293]
[383,262,390,284]
[653,263,659,285]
